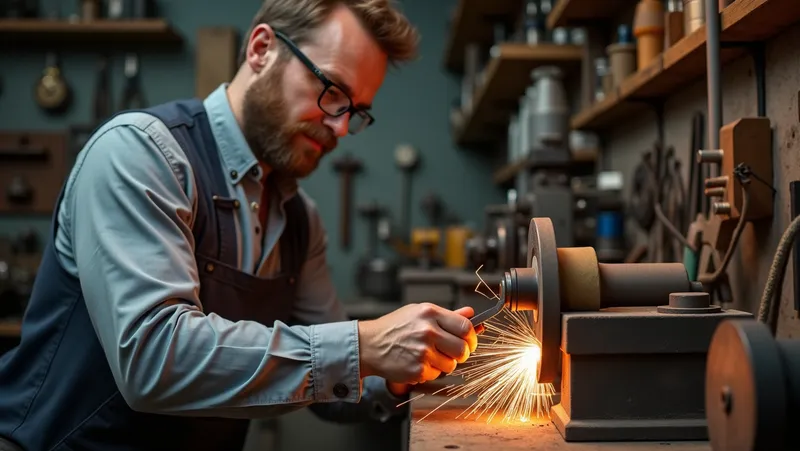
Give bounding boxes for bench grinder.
[472,217,751,442]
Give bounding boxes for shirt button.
[333,383,349,398]
[250,167,259,177]
[205,263,215,273]
[251,202,259,211]
[230,170,238,179]
[232,200,241,209]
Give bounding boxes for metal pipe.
[706,0,722,176]
[597,263,699,308]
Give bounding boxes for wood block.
[195,27,238,99]
[719,117,773,221]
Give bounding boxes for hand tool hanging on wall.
[34,52,72,115]
[394,144,420,243]
[331,153,362,251]
[119,54,146,110]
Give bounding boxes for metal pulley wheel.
[705,320,798,451]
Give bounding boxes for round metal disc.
[527,217,560,384]
[706,320,786,451]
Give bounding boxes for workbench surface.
[409,388,711,451]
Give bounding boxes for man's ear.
[245,23,279,74]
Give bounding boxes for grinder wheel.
[705,320,786,451]
[526,217,560,384]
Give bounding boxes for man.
[0,1,481,450]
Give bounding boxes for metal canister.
[528,66,569,149]
[683,0,706,34]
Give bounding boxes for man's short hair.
[238,0,420,67]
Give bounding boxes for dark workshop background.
[0,0,506,302]
[4,0,800,449]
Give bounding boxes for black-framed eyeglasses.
[273,30,375,135]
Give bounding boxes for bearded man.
[0,1,480,450]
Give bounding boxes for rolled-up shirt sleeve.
[292,194,409,423]
[61,114,362,418]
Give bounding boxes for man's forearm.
[103,303,363,418]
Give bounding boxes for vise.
[472,217,751,442]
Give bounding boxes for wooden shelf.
[443,0,524,73]
[493,150,598,186]
[455,43,583,147]
[571,0,800,132]
[0,19,183,50]
[547,0,638,29]
[0,320,21,338]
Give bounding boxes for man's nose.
[322,114,350,138]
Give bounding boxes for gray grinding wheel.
[526,217,561,384]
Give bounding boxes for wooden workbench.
[409,379,711,451]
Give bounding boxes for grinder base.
[551,306,751,442]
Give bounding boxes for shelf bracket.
[721,41,767,117]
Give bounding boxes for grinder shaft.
[496,259,700,315]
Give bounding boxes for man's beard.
[241,60,338,179]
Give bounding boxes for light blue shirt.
[52,84,404,422]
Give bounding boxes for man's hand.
[358,304,479,385]
[386,381,412,397]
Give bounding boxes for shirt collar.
[202,84,299,200]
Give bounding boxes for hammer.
[332,153,363,251]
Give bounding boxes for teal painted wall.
[0,0,504,300]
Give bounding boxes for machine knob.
[704,187,726,198]
[712,202,732,216]
[704,176,729,189]
[697,149,724,164]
